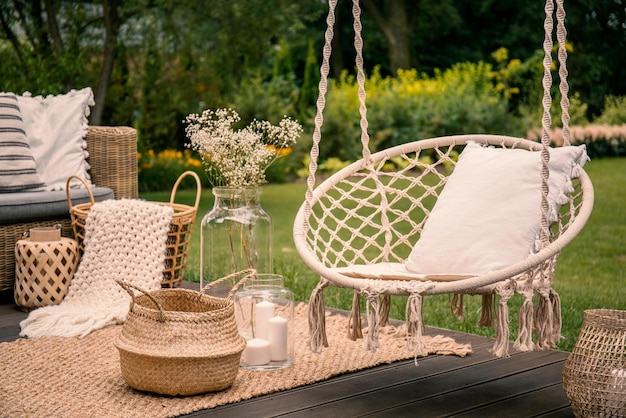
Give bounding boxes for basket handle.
[66,175,95,213]
[116,280,166,322]
[200,269,257,302]
[170,171,202,211]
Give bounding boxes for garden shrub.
[593,95,626,125]
[527,124,626,158]
[138,149,207,192]
[319,62,518,163]
[139,147,302,191]
[226,72,300,126]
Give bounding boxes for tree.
[0,0,136,125]
[91,0,122,125]
[297,39,320,121]
[356,0,462,74]
[362,0,411,74]
[0,0,82,92]
[565,0,626,117]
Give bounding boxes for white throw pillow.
[17,88,95,190]
[404,141,588,276]
[0,93,46,192]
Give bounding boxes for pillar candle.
[254,300,275,339]
[243,338,270,366]
[268,315,288,361]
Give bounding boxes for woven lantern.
[14,226,79,311]
[563,309,626,417]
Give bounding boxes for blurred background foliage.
[1,0,625,191]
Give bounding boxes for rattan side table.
[14,227,79,311]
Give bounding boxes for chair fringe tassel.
[379,294,391,327]
[348,290,363,340]
[492,280,515,358]
[307,278,561,357]
[478,294,496,327]
[450,294,464,320]
[406,292,427,359]
[534,287,562,349]
[551,289,562,342]
[363,290,381,352]
[308,278,330,352]
[514,279,535,352]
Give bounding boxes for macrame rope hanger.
[305,0,570,241]
[295,0,592,359]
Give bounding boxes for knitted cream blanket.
[20,199,173,338]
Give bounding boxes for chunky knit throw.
[20,199,173,338]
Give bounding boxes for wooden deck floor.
[0,285,574,417]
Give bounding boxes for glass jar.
[233,274,294,370]
[200,187,273,294]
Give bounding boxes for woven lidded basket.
[67,171,201,288]
[14,226,79,311]
[114,270,256,396]
[562,309,626,417]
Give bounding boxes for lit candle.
[268,315,288,361]
[254,300,275,339]
[243,338,270,366]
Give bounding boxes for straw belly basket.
[114,274,251,396]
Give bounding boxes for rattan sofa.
[0,126,138,291]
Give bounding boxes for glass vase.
[234,274,295,370]
[200,187,273,294]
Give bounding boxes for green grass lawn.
[141,157,626,352]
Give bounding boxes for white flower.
[185,108,302,187]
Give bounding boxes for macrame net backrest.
[294,0,594,358]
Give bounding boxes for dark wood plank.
[535,406,579,418]
[451,384,572,418]
[184,345,571,417]
[242,351,568,418]
[359,356,570,417]
[0,296,27,342]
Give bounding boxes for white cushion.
[404,141,588,276]
[17,88,95,191]
[0,93,45,192]
[334,262,474,282]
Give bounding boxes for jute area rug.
[0,304,471,418]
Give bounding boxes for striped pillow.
[0,93,45,192]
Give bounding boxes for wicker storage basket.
[114,270,255,396]
[562,309,626,417]
[67,171,201,288]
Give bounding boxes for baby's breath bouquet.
[188,108,302,282]
[185,108,302,187]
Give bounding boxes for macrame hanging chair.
[293,0,594,358]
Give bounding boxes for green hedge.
[318,63,519,162]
